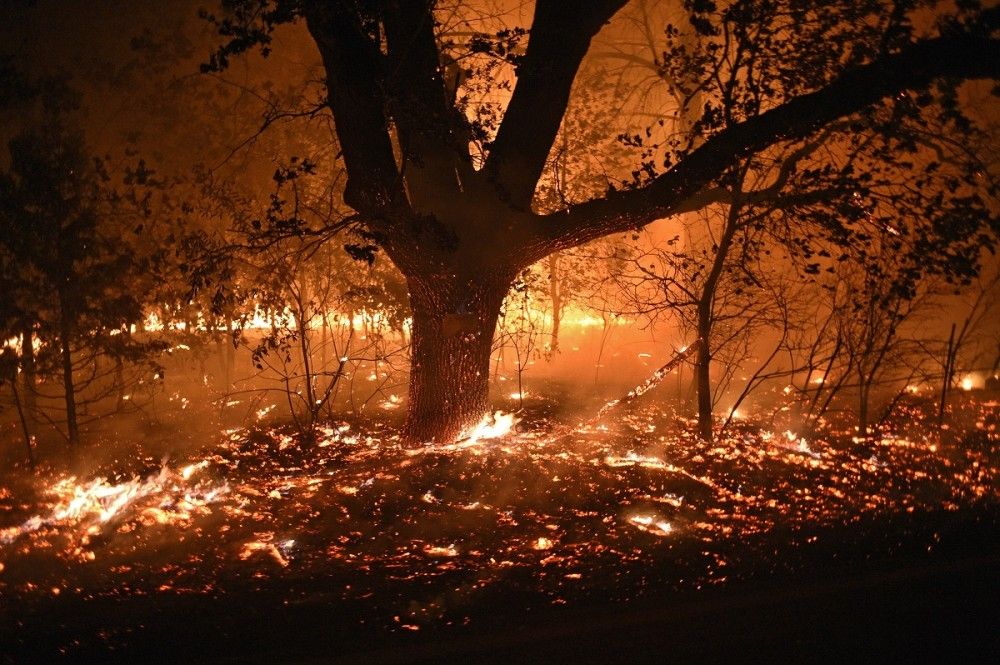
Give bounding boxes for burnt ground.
[4,509,999,664]
[2,390,999,663]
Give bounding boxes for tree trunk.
[224,319,236,391]
[938,322,957,429]
[857,363,874,438]
[548,253,562,354]
[695,313,713,442]
[114,357,125,412]
[59,315,80,446]
[403,272,510,444]
[11,380,35,467]
[692,193,741,442]
[858,385,870,438]
[20,326,36,420]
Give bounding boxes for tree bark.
[20,326,36,419]
[403,271,511,444]
[695,310,713,442]
[59,313,79,446]
[858,383,870,438]
[11,380,35,467]
[548,253,562,354]
[291,2,1000,446]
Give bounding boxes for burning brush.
[0,461,227,547]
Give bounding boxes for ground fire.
[2,0,999,661]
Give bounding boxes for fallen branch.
[592,339,703,423]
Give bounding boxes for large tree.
[205,0,1000,444]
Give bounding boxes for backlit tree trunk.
[20,326,36,419]
[548,253,562,354]
[282,0,1000,446]
[404,271,511,443]
[695,309,713,442]
[858,384,871,438]
[58,313,80,446]
[693,197,740,442]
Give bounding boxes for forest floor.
[1,387,998,663]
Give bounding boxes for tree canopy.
[196,0,1000,442]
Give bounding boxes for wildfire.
[423,544,460,557]
[0,462,226,547]
[1,393,996,654]
[605,452,668,469]
[462,411,518,444]
[239,534,292,567]
[628,515,673,536]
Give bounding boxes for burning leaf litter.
[1,396,997,641]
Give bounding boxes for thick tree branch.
[484,0,628,210]
[533,31,1000,255]
[303,3,405,218]
[383,0,468,208]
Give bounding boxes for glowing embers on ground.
[0,462,227,549]
[0,396,997,636]
[463,411,517,444]
[239,534,295,567]
[627,514,673,536]
[409,411,519,454]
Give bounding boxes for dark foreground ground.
[2,392,998,663]
[4,514,999,663]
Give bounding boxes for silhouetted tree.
[204,0,1000,443]
[0,124,166,445]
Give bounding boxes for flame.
[180,460,209,481]
[239,535,290,567]
[405,411,519,455]
[605,451,667,469]
[961,376,974,391]
[0,462,226,546]
[380,394,403,410]
[255,405,276,420]
[628,515,673,536]
[463,411,517,444]
[423,544,459,557]
[3,394,997,637]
